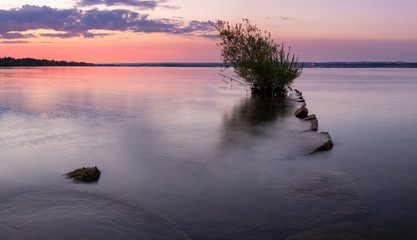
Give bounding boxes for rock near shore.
[66,166,101,183]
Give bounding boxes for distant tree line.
[0,57,94,66]
[303,62,417,68]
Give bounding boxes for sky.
[0,0,416,63]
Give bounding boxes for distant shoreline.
[1,57,417,68]
[0,57,93,67]
[95,62,417,68]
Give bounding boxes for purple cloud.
[0,32,35,39]
[0,5,78,34]
[280,16,294,21]
[172,20,213,34]
[1,41,29,44]
[200,34,218,40]
[39,33,81,38]
[265,16,294,21]
[0,5,214,40]
[79,0,161,9]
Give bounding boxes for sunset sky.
[1,0,416,63]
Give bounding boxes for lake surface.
[0,67,416,239]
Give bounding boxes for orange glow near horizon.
[2,32,417,63]
[0,33,220,63]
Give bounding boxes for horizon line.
[98,61,416,64]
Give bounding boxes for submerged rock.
[310,119,319,131]
[294,106,309,118]
[304,114,318,130]
[66,166,101,183]
[260,166,363,236]
[304,114,317,121]
[286,217,389,240]
[313,132,333,153]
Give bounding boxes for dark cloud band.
[79,0,160,9]
[0,5,214,40]
[0,40,29,44]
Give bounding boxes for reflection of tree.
[222,96,292,137]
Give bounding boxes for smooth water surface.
[296,68,417,239]
[0,67,416,239]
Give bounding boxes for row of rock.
[65,90,331,183]
[294,106,318,131]
[293,89,333,153]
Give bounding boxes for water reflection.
[0,67,397,239]
[223,96,291,132]
[220,95,310,156]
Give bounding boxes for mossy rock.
[294,106,309,118]
[304,114,317,121]
[310,119,319,131]
[313,132,333,153]
[66,166,101,183]
[294,89,302,95]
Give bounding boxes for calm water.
[0,67,416,239]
